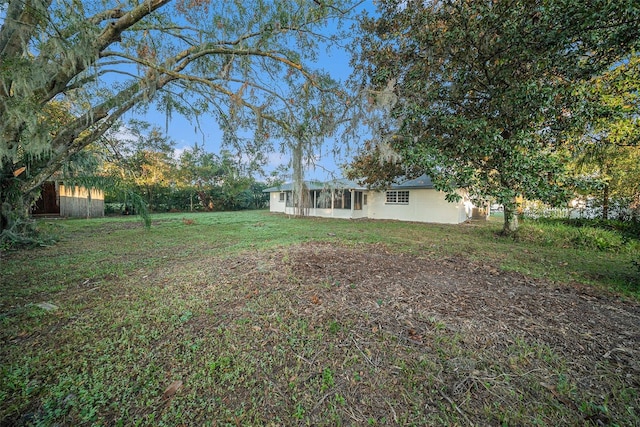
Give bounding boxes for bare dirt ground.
[269,241,640,424]
[285,242,640,365]
[3,239,639,425]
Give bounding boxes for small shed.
[32,181,104,218]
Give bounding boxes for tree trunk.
[602,183,609,220]
[0,168,42,245]
[291,138,308,217]
[501,199,519,236]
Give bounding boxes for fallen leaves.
[163,380,183,400]
[35,302,58,311]
[407,328,423,343]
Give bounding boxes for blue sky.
[124,2,374,183]
[0,1,375,182]
[136,43,354,180]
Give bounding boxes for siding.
[270,192,286,213]
[267,188,471,224]
[367,188,468,224]
[59,185,104,218]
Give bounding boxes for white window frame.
[386,190,409,205]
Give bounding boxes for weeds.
[1,211,638,425]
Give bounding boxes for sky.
[124,2,374,183]
[0,1,375,182]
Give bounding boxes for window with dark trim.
[343,190,351,210]
[386,190,409,204]
[279,192,285,202]
[315,190,332,208]
[353,191,363,210]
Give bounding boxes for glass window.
[343,190,351,210]
[386,191,397,203]
[316,190,332,208]
[333,190,343,209]
[385,190,409,205]
[332,190,351,209]
[354,191,363,210]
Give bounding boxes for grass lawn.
[1,210,638,426]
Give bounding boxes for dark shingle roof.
[392,175,434,189]
[263,175,435,192]
[263,178,364,193]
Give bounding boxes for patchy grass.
[509,217,640,293]
[1,211,638,426]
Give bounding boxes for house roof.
[263,178,365,193]
[264,175,436,193]
[392,175,435,189]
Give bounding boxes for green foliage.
[1,211,639,425]
[515,218,640,253]
[100,126,267,213]
[0,215,56,251]
[569,55,640,219]
[566,218,640,241]
[0,179,57,250]
[571,228,625,252]
[352,0,640,235]
[0,0,358,237]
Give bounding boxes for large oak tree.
[0,0,356,242]
[351,0,640,234]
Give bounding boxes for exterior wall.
[311,207,354,219]
[280,207,355,218]
[352,206,368,219]
[59,185,104,218]
[367,188,468,224]
[269,192,287,213]
[266,188,470,224]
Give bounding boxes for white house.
[263,175,482,224]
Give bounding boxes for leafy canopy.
[0,0,359,238]
[350,0,640,233]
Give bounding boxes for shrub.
[570,227,624,251]
[514,221,576,248]
[516,218,638,253]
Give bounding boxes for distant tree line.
[100,125,269,214]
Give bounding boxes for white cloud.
[173,146,188,160]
